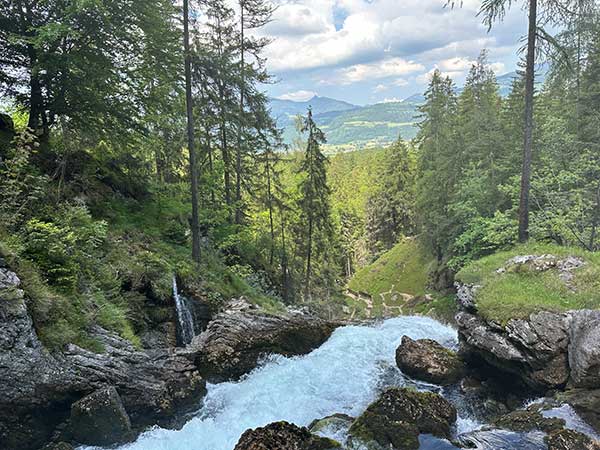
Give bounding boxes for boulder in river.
[493,410,565,433]
[69,386,132,446]
[546,429,600,450]
[348,387,457,450]
[233,421,341,450]
[396,336,464,385]
[188,307,338,381]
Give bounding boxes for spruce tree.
[416,70,459,260]
[297,108,333,300]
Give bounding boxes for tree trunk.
[183,0,201,263]
[235,0,245,225]
[304,214,313,301]
[518,0,537,243]
[280,211,289,302]
[266,153,275,265]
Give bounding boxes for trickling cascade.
[172,275,195,346]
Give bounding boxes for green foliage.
[0,130,48,229]
[23,203,107,291]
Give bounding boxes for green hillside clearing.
[456,243,600,323]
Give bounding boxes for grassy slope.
[349,237,432,298]
[346,237,455,321]
[456,243,600,323]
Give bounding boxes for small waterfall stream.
[172,276,195,346]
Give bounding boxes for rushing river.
[82,316,597,450]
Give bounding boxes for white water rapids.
[82,316,597,450]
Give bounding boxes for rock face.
[62,326,207,430]
[189,308,337,381]
[233,421,341,450]
[0,261,207,450]
[568,310,600,388]
[456,310,571,391]
[69,387,132,446]
[348,388,457,450]
[546,429,600,450]
[395,336,464,385]
[0,265,76,450]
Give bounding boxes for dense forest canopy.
[0,0,599,348]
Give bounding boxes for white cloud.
[335,57,424,84]
[416,68,464,84]
[438,57,476,72]
[377,97,403,103]
[276,90,318,101]
[264,3,332,36]
[255,0,526,103]
[489,62,506,74]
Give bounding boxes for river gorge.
[78,316,599,450]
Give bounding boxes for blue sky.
[256,0,528,105]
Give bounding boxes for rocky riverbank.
[453,254,600,436]
[0,261,337,450]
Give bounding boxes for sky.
[256,0,528,105]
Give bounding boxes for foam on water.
[83,316,459,450]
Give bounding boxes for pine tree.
[297,108,333,300]
[416,70,459,260]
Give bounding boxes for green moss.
[456,243,600,323]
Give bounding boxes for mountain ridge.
[271,70,529,152]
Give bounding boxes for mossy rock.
[234,421,341,450]
[493,410,565,433]
[348,388,457,450]
[546,428,600,450]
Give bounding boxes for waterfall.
[172,275,195,346]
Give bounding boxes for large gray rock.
[396,336,464,385]
[456,310,571,390]
[568,310,600,388]
[0,266,75,450]
[0,262,206,450]
[69,386,132,446]
[189,308,337,381]
[61,326,207,430]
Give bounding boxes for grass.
[456,242,600,323]
[344,237,452,320]
[349,237,433,298]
